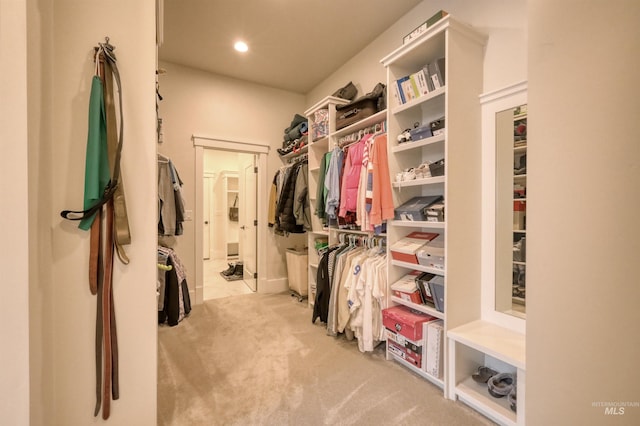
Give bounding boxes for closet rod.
[337,120,387,149]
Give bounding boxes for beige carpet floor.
[158,292,495,426]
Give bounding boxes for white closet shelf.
[447,320,525,370]
[393,176,445,188]
[455,377,517,426]
[332,110,387,140]
[392,133,445,154]
[390,259,444,276]
[390,295,444,319]
[392,87,446,115]
[390,220,445,229]
[389,353,444,389]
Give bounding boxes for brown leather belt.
[60,39,128,420]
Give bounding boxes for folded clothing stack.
[279,113,308,156]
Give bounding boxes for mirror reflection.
[495,104,527,318]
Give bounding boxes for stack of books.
[392,57,445,106]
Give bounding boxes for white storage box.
[286,248,308,297]
[416,237,444,270]
[390,232,440,264]
[417,245,445,270]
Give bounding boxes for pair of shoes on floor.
[221,262,243,277]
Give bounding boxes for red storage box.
[388,340,422,368]
[391,271,424,304]
[382,305,438,341]
[390,231,440,264]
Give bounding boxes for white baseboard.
[259,277,288,294]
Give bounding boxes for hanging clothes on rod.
[315,233,388,353]
[158,153,186,236]
[268,156,310,235]
[157,246,191,326]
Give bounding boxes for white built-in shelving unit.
[381,15,486,392]
[295,15,526,425]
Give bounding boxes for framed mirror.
[495,103,527,318]
[480,81,527,332]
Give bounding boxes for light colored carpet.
[158,292,495,426]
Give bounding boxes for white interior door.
[202,175,213,259]
[239,154,257,291]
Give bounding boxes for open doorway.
[193,137,269,304]
[200,148,255,301]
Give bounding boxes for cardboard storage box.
[391,272,424,304]
[388,340,423,368]
[382,305,438,341]
[425,200,445,222]
[428,275,445,313]
[409,125,433,142]
[416,272,436,304]
[386,327,423,354]
[394,196,444,221]
[417,239,445,271]
[390,231,440,264]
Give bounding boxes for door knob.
[204,221,209,224]
[240,225,246,230]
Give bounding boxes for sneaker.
[221,263,236,276]
[487,373,516,398]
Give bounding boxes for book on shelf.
[427,57,446,89]
[395,76,409,105]
[412,70,431,96]
[408,74,421,99]
[400,78,415,102]
[393,60,444,106]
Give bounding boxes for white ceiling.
[159,0,423,94]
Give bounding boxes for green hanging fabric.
[79,76,111,230]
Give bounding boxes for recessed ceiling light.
[234,41,249,53]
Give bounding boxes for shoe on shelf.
[415,162,432,179]
[471,366,498,384]
[508,386,517,413]
[487,372,516,398]
[402,168,416,181]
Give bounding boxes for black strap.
[60,183,117,221]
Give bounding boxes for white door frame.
[193,135,269,304]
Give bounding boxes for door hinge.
[253,272,258,279]
[253,219,258,226]
[254,166,258,173]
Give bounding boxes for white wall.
[27,0,55,424]
[45,1,157,425]
[0,1,30,424]
[157,61,306,296]
[527,1,640,424]
[306,0,527,109]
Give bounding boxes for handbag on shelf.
[335,82,386,130]
[229,195,239,221]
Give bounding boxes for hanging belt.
[59,39,126,420]
[101,42,131,265]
